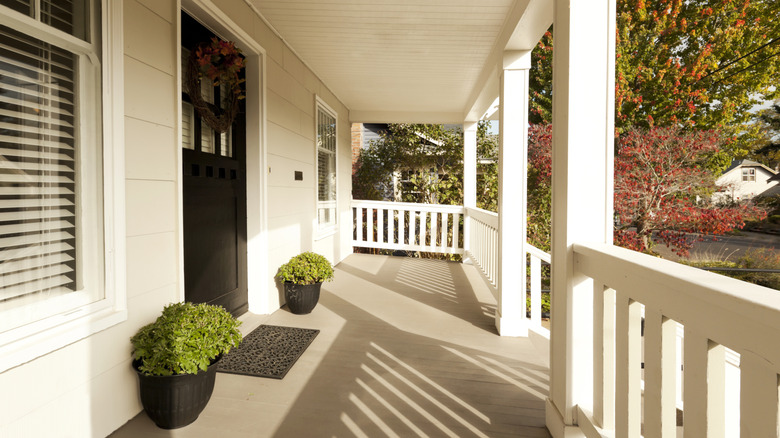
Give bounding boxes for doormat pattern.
[218,324,319,379]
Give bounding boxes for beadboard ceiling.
[248,0,552,123]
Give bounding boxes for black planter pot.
[284,282,322,314]
[133,356,221,429]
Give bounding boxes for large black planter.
[133,356,221,429]
[284,282,322,314]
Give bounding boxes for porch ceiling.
[249,0,552,124]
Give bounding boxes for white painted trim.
[350,110,464,124]
[0,0,127,373]
[180,0,270,314]
[315,95,339,240]
[546,398,586,438]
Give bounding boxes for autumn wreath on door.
[185,37,246,133]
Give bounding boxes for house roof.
[722,159,777,176]
[248,0,552,124]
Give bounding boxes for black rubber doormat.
[218,324,319,379]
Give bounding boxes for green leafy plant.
[276,252,334,285]
[131,302,242,376]
[526,291,551,314]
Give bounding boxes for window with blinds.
[0,0,102,334]
[316,103,337,232]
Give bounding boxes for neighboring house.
[715,159,780,202]
[1,1,776,438]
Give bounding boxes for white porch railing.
[573,242,780,438]
[352,200,551,333]
[352,200,465,255]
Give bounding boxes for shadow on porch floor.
[110,254,551,438]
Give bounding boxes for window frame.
[742,167,756,182]
[0,0,126,372]
[314,96,338,239]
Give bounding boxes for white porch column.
[462,122,478,264]
[547,0,616,435]
[463,122,478,209]
[495,51,531,337]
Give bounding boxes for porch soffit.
[247,0,552,124]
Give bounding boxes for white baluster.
[419,211,427,248]
[388,208,395,245]
[644,309,677,438]
[594,285,615,431]
[740,350,779,437]
[377,207,384,244]
[684,330,726,438]
[530,255,541,326]
[616,294,641,438]
[356,206,363,243]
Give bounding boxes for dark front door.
[181,12,247,315]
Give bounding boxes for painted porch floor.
[110,254,551,438]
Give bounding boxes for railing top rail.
[526,243,551,264]
[464,206,498,226]
[574,241,780,369]
[351,199,465,214]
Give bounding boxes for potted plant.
[130,302,242,429]
[276,252,334,314]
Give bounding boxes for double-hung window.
[316,99,337,235]
[742,168,756,182]
[0,0,123,371]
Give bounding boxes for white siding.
[716,166,778,201]
[0,0,352,435]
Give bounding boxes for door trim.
[177,0,270,313]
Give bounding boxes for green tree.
[530,0,780,155]
[352,122,499,206]
[352,124,464,205]
[751,101,780,167]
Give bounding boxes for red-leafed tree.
[614,127,766,255]
[527,125,767,256]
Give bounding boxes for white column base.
[495,310,528,337]
[546,398,586,438]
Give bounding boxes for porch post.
[547,0,616,435]
[462,122,478,263]
[495,51,531,337]
[463,122,477,209]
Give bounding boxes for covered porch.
[111,254,550,437]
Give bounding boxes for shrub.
[277,252,334,285]
[131,302,242,376]
[526,291,551,314]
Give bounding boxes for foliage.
[194,37,246,99]
[276,252,334,285]
[527,125,553,251]
[131,302,242,376]
[529,27,553,125]
[615,127,766,255]
[751,101,780,167]
[682,248,780,290]
[526,292,551,314]
[529,0,780,156]
[734,248,780,289]
[476,122,499,211]
[352,124,465,204]
[523,125,766,256]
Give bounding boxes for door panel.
[181,11,248,316]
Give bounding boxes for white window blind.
[0,21,80,328]
[316,104,337,231]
